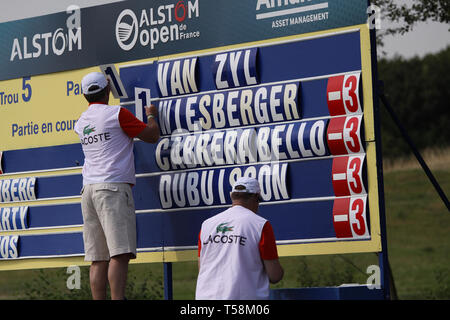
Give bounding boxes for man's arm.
[263,259,284,284]
[137,105,160,143]
[259,222,284,284]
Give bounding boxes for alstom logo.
[256,0,328,20]
[115,0,200,51]
[115,9,139,51]
[9,6,82,61]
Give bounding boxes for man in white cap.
[196,177,284,300]
[74,71,160,300]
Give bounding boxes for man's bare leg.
[90,261,109,300]
[108,253,131,300]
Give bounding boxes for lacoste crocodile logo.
[216,222,234,234]
[83,125,96,136]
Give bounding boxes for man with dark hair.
[196,177,284,300]
[74,71,160,300]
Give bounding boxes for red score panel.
[332,155,366,197]
[332,195,369,239]
[327,115,364,155]
[327,72,362,116]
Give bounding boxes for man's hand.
[137,104,160,143]
[144,105,158,118]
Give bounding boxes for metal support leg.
[378,85,450,211]
[164,262,173,300]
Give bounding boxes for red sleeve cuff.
[118,107,147,138]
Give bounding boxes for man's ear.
[105,83,112,102]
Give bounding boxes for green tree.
[377,47,450,157]
[373,0,450,37]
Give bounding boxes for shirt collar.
[88,102,108,106]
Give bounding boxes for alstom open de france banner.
[1,0,368,81]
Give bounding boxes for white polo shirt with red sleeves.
[74,103,146,186]
[196,205,279,300]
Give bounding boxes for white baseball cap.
[81,72,108,95]
[231,177,261,194]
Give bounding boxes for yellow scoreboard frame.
[0,23,384,271]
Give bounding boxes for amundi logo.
[115,9,139,51]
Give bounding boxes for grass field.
[0,151,449,300]
[381,150,450,299]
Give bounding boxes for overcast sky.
[0,0,448,59]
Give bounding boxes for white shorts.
[81,183,137,261]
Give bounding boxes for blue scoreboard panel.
[0,22,383,269]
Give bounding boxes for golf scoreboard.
[0,0,385,271]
